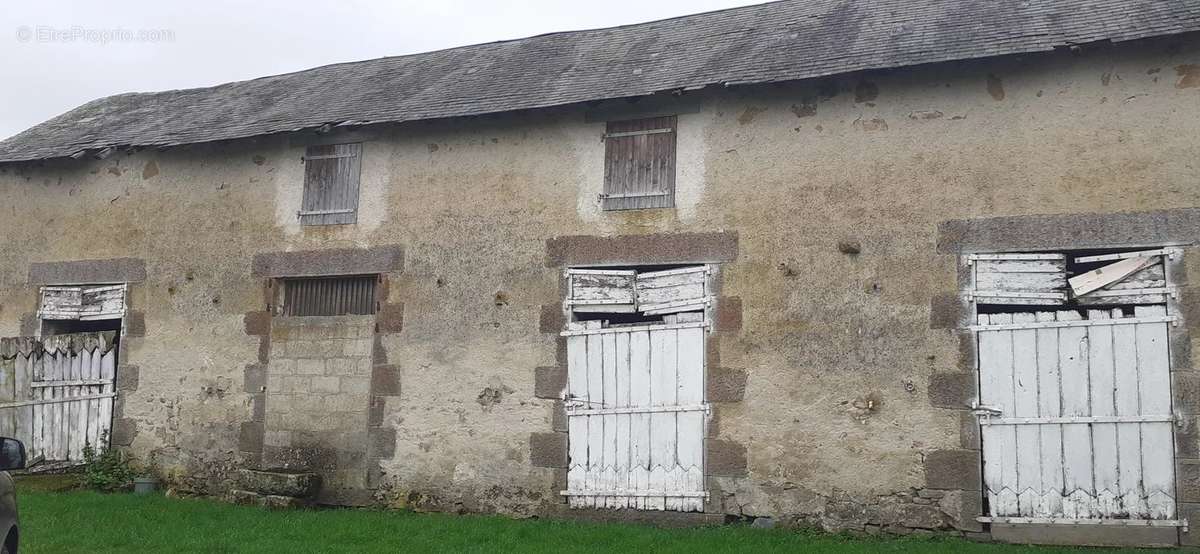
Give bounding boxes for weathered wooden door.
[561,314,707,511]
[0,333,117,468]
[974,306,1178,524]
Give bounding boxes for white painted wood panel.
[1033,311,1063,517]
[0,334,116,467]
[566,270,637,313]
[565,333,588,509]
[675,324,705,512]
[1011,312,1040,516]
[1112,313,1147,518]
[1134,305,1175,519]
[978,313,1010,515]
[972,255,1066,305]
[1057,309,1095,518]
[563,319,707,511]
[38,285,127,321]
[1087,309,1119,516]
[977,308,1176,522]
[636,267,709,315]
[648,327,676,511]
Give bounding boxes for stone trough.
[229,468,321,509]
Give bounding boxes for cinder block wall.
[263,316,375,504]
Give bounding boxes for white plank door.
[0,334,118,466]
[562,318,708,511]
[975,307,1179,524]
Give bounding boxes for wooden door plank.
[1011,313,1041,516]
[1134,305,1175,519]
[1087,309,1120,516]
[979,313,1017,515]
[616,334,635,507]
[51,352,63,461]
[648,328,678,511]
[69,349,83,461]
[1034,311,1065,517]
[585,334,604,509]
[85,348,100,452]
[13,354,29,449]
[566,336,588,508]
[1058,310,1096,519]
[675,325,705,512]
[628,330,652,510]
[99,349,115,449]
[31,353,43,461]
[600,333,618,508]
[1112,310,1147,518]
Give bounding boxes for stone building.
[1,0,1199,547]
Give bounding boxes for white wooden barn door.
[0,334,117,468]
[974,306,1178,524]
[561,315,707,511]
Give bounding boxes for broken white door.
[561,316,707,511]
[974,306,1179,525]
[0,333,117,468]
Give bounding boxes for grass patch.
[14,489,1176,553]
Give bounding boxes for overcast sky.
[0,1,765,140]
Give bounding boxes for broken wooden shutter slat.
[1069,255,1159,298]
[1074,248,1179,264]
[1074,255,1168,305]
[602,116,676,211]
[970,254,1067,305]
[635,266,710,315]
[300,143,362,226]
[565,269,637,313]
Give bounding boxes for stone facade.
[0,32,1196,542]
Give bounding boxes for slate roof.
[3,0,1199,163]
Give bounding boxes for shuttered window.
[602,116,676,210]
[300,143,362,225]
[281,275,377,317]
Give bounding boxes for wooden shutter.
[602,116,676,211]
[561,313,707,511]
[968,253,1067,305]
[974,307,1178,524]
[300,143,362,225]
[38,285,127,320]
[565,269,637,313]
[635,266,710,315]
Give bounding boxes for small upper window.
[300,143,362,225]
[602,116,676,211]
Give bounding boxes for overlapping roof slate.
[2,0,1198,163]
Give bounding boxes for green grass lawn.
[12,485,1186,553]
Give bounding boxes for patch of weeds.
[78,439,135,492]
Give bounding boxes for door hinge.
[970,401,1003,418]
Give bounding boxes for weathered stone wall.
[0,32,1195,536]
[263,316,375,505]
